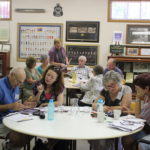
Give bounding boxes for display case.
[0,52,10,77]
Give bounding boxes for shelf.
[108,56,150,63]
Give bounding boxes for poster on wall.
[17,23,63,61]
[66,21,100,42]
[113,31,123,45]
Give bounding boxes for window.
[0,0,11,20]
[108,0,150,22]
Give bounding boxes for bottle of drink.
[97,99,105,123]
[48,99,55,120]
[72,72,76,84]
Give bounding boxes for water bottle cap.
[98,99,104,104]
[49,99,54,103]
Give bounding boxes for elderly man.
[0,67,30,150]
[49,38,69,68]
[103,58,123,75]
[71,55,91,80]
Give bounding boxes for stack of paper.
[6,113,33,122]
[109,118,145,132]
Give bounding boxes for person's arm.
[0,102,27,111]
[65,57,69,66]
[54,92,64,106]
[34,84,44,102]
[50,61,66,67]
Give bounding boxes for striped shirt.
[140,99,150,126]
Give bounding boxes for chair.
[137,134,150,150]
[138,134,150,144]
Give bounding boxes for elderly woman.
[78,65,103,107]
[93,70,132,112]
[90,70,132,150]
[71,55,91,80]
[22,56,41,101]
[36,55,49,75]
[122,73,150,150]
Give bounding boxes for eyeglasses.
[105,83,117,89]
[13,74,24,84]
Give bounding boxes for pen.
[17,118,33,122]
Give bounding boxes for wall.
[2,0,130,68]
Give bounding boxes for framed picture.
[126,47,139,56]
[113,31,123,45]
[65,44,99,66]
[140,48,150,56]
[126,24,150,45]
[66,21,100,42]
[2,44,11,52]
[17,23,63,61]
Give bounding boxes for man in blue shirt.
[103,58,123,76]
[0,67,29,150]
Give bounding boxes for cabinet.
[0,52,10,77]
[108,56,150,92]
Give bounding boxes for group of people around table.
[0,38,149,150]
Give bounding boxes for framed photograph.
[133,62,149,73]
[2,44,11,52]
[17,23,63,61]
[126,24,150,45]
[65,44,99,66]
[126,47,139,56]
[140,48,150,56]
[66,21,100,42]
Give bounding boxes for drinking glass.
[71,98,80,115]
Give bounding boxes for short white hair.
[78,55,87,62]
[10,67,25,76]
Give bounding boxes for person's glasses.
[13,74,23,84]
[105,83,117,89]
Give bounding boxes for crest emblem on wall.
[53,3,63,17]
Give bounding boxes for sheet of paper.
[6,113,33,122]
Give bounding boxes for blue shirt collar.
[4,76,13,89]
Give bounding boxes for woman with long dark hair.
[33,65,64,106]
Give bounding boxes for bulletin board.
[65,44,99,66]
[17,23,63,61]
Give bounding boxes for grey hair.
[10,67,25,76]
[103,70,122,86]
[78,55,87,62]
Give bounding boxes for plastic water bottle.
[48,99,55,120]
[97,99,105,123]
[96,99,104,112]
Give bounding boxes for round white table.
[3,111,142,149]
